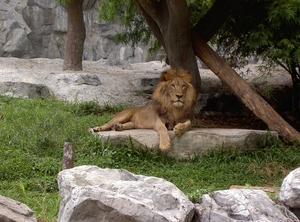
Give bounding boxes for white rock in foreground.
[197,189,298,222]
[280,167,300,207]
[92,128,278,159]
[57,165,195,222]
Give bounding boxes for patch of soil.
[194,113,268,130]
[194,111,300,132]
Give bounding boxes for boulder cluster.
[1,166,300,222]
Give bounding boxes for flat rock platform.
[92,128,278,159]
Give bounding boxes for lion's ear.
[160,69,175,82]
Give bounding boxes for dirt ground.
[194,113,267,130]
[195,111,300,132]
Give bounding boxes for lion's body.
[92,69,197,150]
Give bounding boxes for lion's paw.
[92,126,103,132]
[113,123,123,131]
[159,139,170,151]
[173,123,187,136]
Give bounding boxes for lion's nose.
[176,94,183,99]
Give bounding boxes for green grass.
[0,95,299,221]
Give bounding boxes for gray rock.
[0,0,30,57]
[92,128,278,160]
[105,59,133,70]
[279,167,300,208]
[0,195,37,222]
[57,165,195,222]
[0,57,164,106]
[0,81,52,98]
[279,167,300,218]
[196,189,298,222]
[55,73,102,86]
[140,77,159,94]
[0,0,152,62]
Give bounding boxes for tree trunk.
[63,0,86,71]
[191,32,300,141]
[135,0,201,91]
[163,0,200,90]
[291,62,300,111]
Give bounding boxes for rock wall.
[0,0,153,62]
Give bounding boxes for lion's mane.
[152,69,197,129]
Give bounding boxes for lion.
[92,68,197,150]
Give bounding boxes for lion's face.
[152,69,197,117]
[166,78,188,108]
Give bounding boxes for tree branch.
[192,0,244,42]
[134,0,166,50]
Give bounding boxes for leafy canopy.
[98,0,213,51]
[99,0,300,71]
[215,0,300,70]
[98,0,152,49]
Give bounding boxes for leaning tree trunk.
[191,32,300,142]
[63,0,86,71]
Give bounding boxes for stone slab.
[92,128,278,159]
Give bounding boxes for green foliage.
[73,101,101,116]
[98,0,214,52]
[1,95,300,221]
[187,0,214,26]
[56,0,70,7]
[214,0,300,68]
[98,0,152,49]
[213,0,300,110]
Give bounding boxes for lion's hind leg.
[174,120,192,136]
[92,109,134,132]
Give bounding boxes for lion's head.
[152,69,197,123]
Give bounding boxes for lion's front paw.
[174,123,188,136]
[159,138,170,151]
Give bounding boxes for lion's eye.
[182,84,186,89]
[171,84,175,89]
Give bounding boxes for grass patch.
[0,95,299,221]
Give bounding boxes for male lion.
[92,68,197,150]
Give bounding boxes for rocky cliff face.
[0,0,152,62]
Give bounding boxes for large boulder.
[92,128,278,160]
[196,189,298,222]
[57,165,195,222]
[279,167,300,218]
[0,195,37,222]
[0,81,51,98]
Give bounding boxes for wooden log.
[62,142,74,170]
